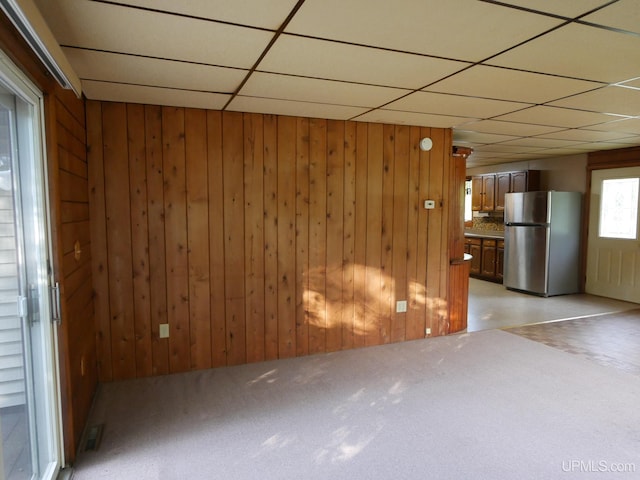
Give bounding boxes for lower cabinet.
[465,236,503,283]
[465,238,481,276]
[496,240,504,281]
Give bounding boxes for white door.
[585,167,640,303]
[0,52,62,480]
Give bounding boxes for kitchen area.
[463,160,639,332]
[464,169,541,286]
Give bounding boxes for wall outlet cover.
[159,323,170,338]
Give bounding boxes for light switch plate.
[424,200,435,209]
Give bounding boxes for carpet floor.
[71,329,640,480]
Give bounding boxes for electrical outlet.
[425,328,431,336]
[159,323,170,338]
[396,300,407,313]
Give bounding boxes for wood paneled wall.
[87,102,454,381]
[46,88,94,463]
[0,11,95,463]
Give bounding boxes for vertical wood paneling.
[341,122,357,350]
[425,128,446,336]
[244,113,265,363]
[222,111,246,365]
[86,101,112,382]
[277,116,296,358]
[353,122,368,348]
[102,102,136,380]
[185,108,211,370]
[295,117,310,357]
[127,104,152,377]
[145,105,170,375]
[441,129,453,334]
[391,125,410,344]
[207,110,227,367]
[263,114,278,360]
[416,127,432,340]
[380,124,395,344]
[89,103,457,377]
[325,120,344,352]
[162,107,190,372]
[308,118,327,354]
[365,123,383,346]
[405,126,422,341]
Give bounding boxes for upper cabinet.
[471,174,496,211]
[472,170,539,212]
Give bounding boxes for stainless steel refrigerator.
[504,191,582,296]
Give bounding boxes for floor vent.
[83,424,104,452]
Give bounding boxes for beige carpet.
[71,329,640,479]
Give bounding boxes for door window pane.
[599,177,639,239]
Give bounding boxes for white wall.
[466,154,588,193]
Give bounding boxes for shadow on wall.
[304,262,448,345]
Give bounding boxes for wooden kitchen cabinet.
[496,240,504,281]
[495,172,511,211]
[471,174,495,211]
[475,170,540,212]
[465,236,503,283]
[495,170,540,211]
[481,239,497,277]
[464,237,482,276]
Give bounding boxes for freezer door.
[504,225,549,295]
[504,191,550,225]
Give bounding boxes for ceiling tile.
[583,117,640,134]
[530,147,593,156]
[549,86,640,116]
[581,0,640,35]
[535,128,635,142]
[458,119,562,136]
[426,65,602,104]
[494,105,623,128]
[64,48,246,93]
[286,0,561,62]
[572,141,640,151]
[240,72,408,107]
[82,80,231,109]
[472,144,547,154]
[260,35,469,89]
[355,110,473,128]
[489,23,640,83]
[386,92,529,118]
[497,137,586,148]
[453,130,520,144]
[35,0,272,68]
[227,96,368,120]
[89,0,299,29]
[491,1,613,18]
[600,135,640,145]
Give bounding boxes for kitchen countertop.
[464,229,504,239]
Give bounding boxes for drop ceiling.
[33,0,640,167]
